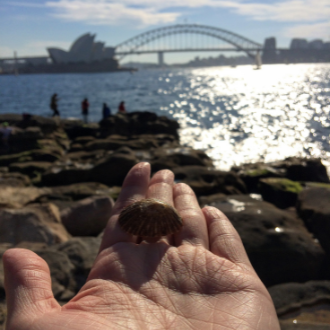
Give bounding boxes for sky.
[1,0,329,64]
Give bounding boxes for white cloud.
[285,21,330,39]
[5,0,330,27]
[217,0,330,22]
[46,1,180,26]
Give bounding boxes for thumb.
[3,248,60,328]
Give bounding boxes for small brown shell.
[118,198,182,237]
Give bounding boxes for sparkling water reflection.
[0,64,329,172]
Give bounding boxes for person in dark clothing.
[81,98,89,123]
[102,103,111,119]
[118,101,126,113]
[50,94,60,117]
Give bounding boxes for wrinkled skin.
[4,163,280,330]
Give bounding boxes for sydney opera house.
[47,33,116,65]
[0,33,121,74]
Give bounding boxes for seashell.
[118,198,182,237]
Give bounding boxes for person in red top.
[118,101,126,113]
[81,98,89,123]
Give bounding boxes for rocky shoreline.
[0,112,330,329]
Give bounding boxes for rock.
[285,158,329,183]
[279,321,330,330]
[0,114,59,134]
[54,237,101,291]
[269,281,330,329]
[63,150,105,163]
[70,143,84,152]
[85,138,158,151]
[0,203,71,245]
[200,194,326,286]
[64,122,99,139]
[259,178,303,209]
[232,158,329,195]
[134,134,179,148]
[269,281,330,315]
[303,182,330,190]
[173,166,247,196]
[297,188,330,257]
[9,126,44,141]
[9,161,52,176]
[61,196,114,236]
[235,166,283,193]
[0,186,50,208]
[0,172,31,187]
[42,167,91,186]
[90,152,138,186]
[100,111,180,139]
[151,148,213,171]
[36,250,76,300]
[73,136,96,144]
[51,182,117,201]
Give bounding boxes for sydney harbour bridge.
[0,24,267,71]
[114,24,263,65]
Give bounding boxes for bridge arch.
[115,24,262,59]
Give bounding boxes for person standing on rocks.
[102,103,111,119]
[81,98,89,123]
[2,163,281,330]
[50,94,60,117]
[118,101,126,113]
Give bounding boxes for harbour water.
[0,63,329,172]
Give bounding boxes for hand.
[3,162,280,330]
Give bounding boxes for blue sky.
[1,0,329,64]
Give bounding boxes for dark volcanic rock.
[42,151,137,186]
[89,152,138,186]
[100,112,180,139]
[36,250,76,300]
[0,114,59,134]
[0,172,31,187]
[173,166,247,196]
[232,158,329,195]
[259,178,303,209]
[297,188,330,257]
[54,237,101,292]
[9,161,52,176]
[234,166,283,193]
[61,196,114,236]
[285,158,329,183]
[268,281,330,315]
[200,194,326,286]
[64,122,99,139]
[151,148,213,171]
[85,138,158,151]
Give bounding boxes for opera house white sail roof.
[47,33,115,64]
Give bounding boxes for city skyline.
[1,0,329,64]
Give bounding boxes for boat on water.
[254,51,262,70]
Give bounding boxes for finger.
[146,169,175,244]
[3,249,60,328]
[203,206,252,267]
[173,183,209,248]
[147,169,174,206]
[100,162,151,251]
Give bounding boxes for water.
[1,64,330,172]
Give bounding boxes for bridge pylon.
[158,52,164,66]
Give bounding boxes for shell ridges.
[118,198,182,237]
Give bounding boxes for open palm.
[4,163,280,330]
